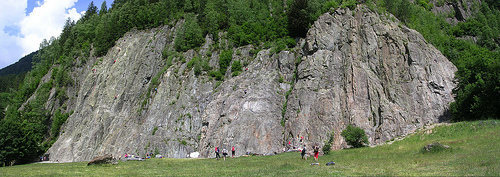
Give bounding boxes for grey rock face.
[47,6,456,162]
[48,25,178,162]
[430,0,481,24]
[284,7,456,150]
[198,49,294,157]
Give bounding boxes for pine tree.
[82,1,98,21]
[288,0,309,38]
[99,1,108,15]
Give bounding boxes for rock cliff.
[284,7,456,150]
[47,5,456,162]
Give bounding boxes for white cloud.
[19,0,81,55]
[0,0,85,69]
[66,8,81,21]
[0,0,27,68]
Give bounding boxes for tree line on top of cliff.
[0,0,498,166]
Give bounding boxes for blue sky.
[0,0,113,70]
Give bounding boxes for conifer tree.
[99,1,108,15]
[288,0,309,38]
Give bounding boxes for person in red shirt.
[314,146,319,162]
[231,146,235,158]
[215,147,220,160]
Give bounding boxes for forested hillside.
[0,0,498,166]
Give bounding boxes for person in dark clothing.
[222,149,228,161]
[231,146,235,158]
[215,147,220,160]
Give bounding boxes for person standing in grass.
[215,147,220,160]
[232,146,235,158]
[222,148,228,161]
[313,146,319,162]
[301,146,307,160]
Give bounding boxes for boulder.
[87,154,116,166]
[423,142,450,152]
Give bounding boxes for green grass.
[1,120,498,176]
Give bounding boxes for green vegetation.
[208,70,224,81]
[281,55,301,127]
[0,0,498,166]
[50,109,70,138]
[0,51,37,95]
[152,127,158,136]
[174,14,204,52]
[181,140,188,146]
[0,73,26,93]
[288,0,310,38]
[231,60,242,77]
[186,56,202,76]
[0,121,498,176]
[341,124,368,148]
[219,50,233,76]
[140,65,169,113]
[278,75,284,83]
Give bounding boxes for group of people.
[145,152,156,159]
[301,145,320,162]
[214,146,236,161]
[290,135,322,163]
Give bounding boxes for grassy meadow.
[1,120,498,176]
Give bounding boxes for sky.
[0,0,112,70]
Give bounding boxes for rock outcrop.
[430,0,482,24]
[87,154,115,165]
[47,5,456,162]
[422,142,450,152]
[283,6,456,150]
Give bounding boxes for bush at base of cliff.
[323,129,335,154]
[341,124,368,148]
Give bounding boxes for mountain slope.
[0,52,37,93]
[0,51,36,76]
